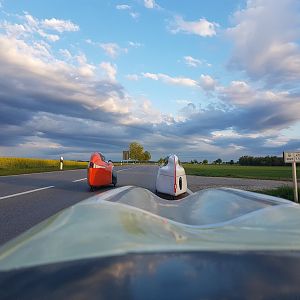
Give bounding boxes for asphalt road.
[0,165,158,245]
[0,165,291,245]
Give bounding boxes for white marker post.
[60,156,64,171]
[283,151,300,203]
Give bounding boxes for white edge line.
[72,178,87,182]
[0,186,55,200]
[187,188,194,195]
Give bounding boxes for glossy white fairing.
[1,186,300,271]
[156,154,187,196]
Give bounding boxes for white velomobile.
[156,154,187,196]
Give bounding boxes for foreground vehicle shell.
[156,154,187,196]
[87,152,117,190]
[1,187,300,299]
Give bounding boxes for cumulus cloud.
[59,48,72,60]
[183,56,202,67]
[0,12,79,42]
[169,16,218,37]
[227,0,300,87]
[199,74,216,91]
[141,71,217,91]
[100,61,117,81]
[76,54,96,77]
[116,4,131,10]
[176,99,192,105]
[142,72,198,87]
[128,41,142,48]
[116,4,139,19]
[129,12,140,19]
[126,74,139,81]
[144,0,159,9]
[100,42,127,58]
[41,18,79,33]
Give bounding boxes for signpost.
[283,151,300,203]
[123,151,130,161]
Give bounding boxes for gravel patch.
[187,175,293,192]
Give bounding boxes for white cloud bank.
[0,9,299,160]
[227,0,300,87]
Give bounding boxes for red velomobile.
[87,152,117,191]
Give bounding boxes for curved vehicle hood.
[1,186,300,270]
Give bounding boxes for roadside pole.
[283,151,299,203]
[292,161,298,203]
[60,156,64,171]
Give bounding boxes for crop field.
[183,164,298,181]
[0,157,87,176]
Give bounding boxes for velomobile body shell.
[87,152,114,188]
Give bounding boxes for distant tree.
[202,159,208,164]
[129,142,144,161]
[143,151,151,161]
[215,158,222,164]
[229,160,234,165]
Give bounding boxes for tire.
[90,186,95,192]
[112,171,117,187]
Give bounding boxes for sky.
[0,0,299,162]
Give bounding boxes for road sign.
[123,151,130,160]
[283,151,299,203]
[283,152,300,163]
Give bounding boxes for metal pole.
[292,161,298,203]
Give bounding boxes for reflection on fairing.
[0,186,300,270]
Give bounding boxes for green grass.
[183,164,297,181]
[0,157,87,176]
[254,186,299,202]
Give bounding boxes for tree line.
[238,155,284,166]
[127,143,285,166]
[171,156,284,166]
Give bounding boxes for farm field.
[183,164,298,181]
[0,157,87,176]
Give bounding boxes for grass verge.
[0,157,87,176]
[183,164,297,181]
[253,185,299,202]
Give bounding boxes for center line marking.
[0,186,55,200]
[72,178,87,182]
[116,168,133,173]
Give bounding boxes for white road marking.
[0,169,85,178]
[116,168,133,173]
[187,188,194,195]
[0,186,55,200]
[72,178,87,182]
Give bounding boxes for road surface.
[0,165,291,245]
